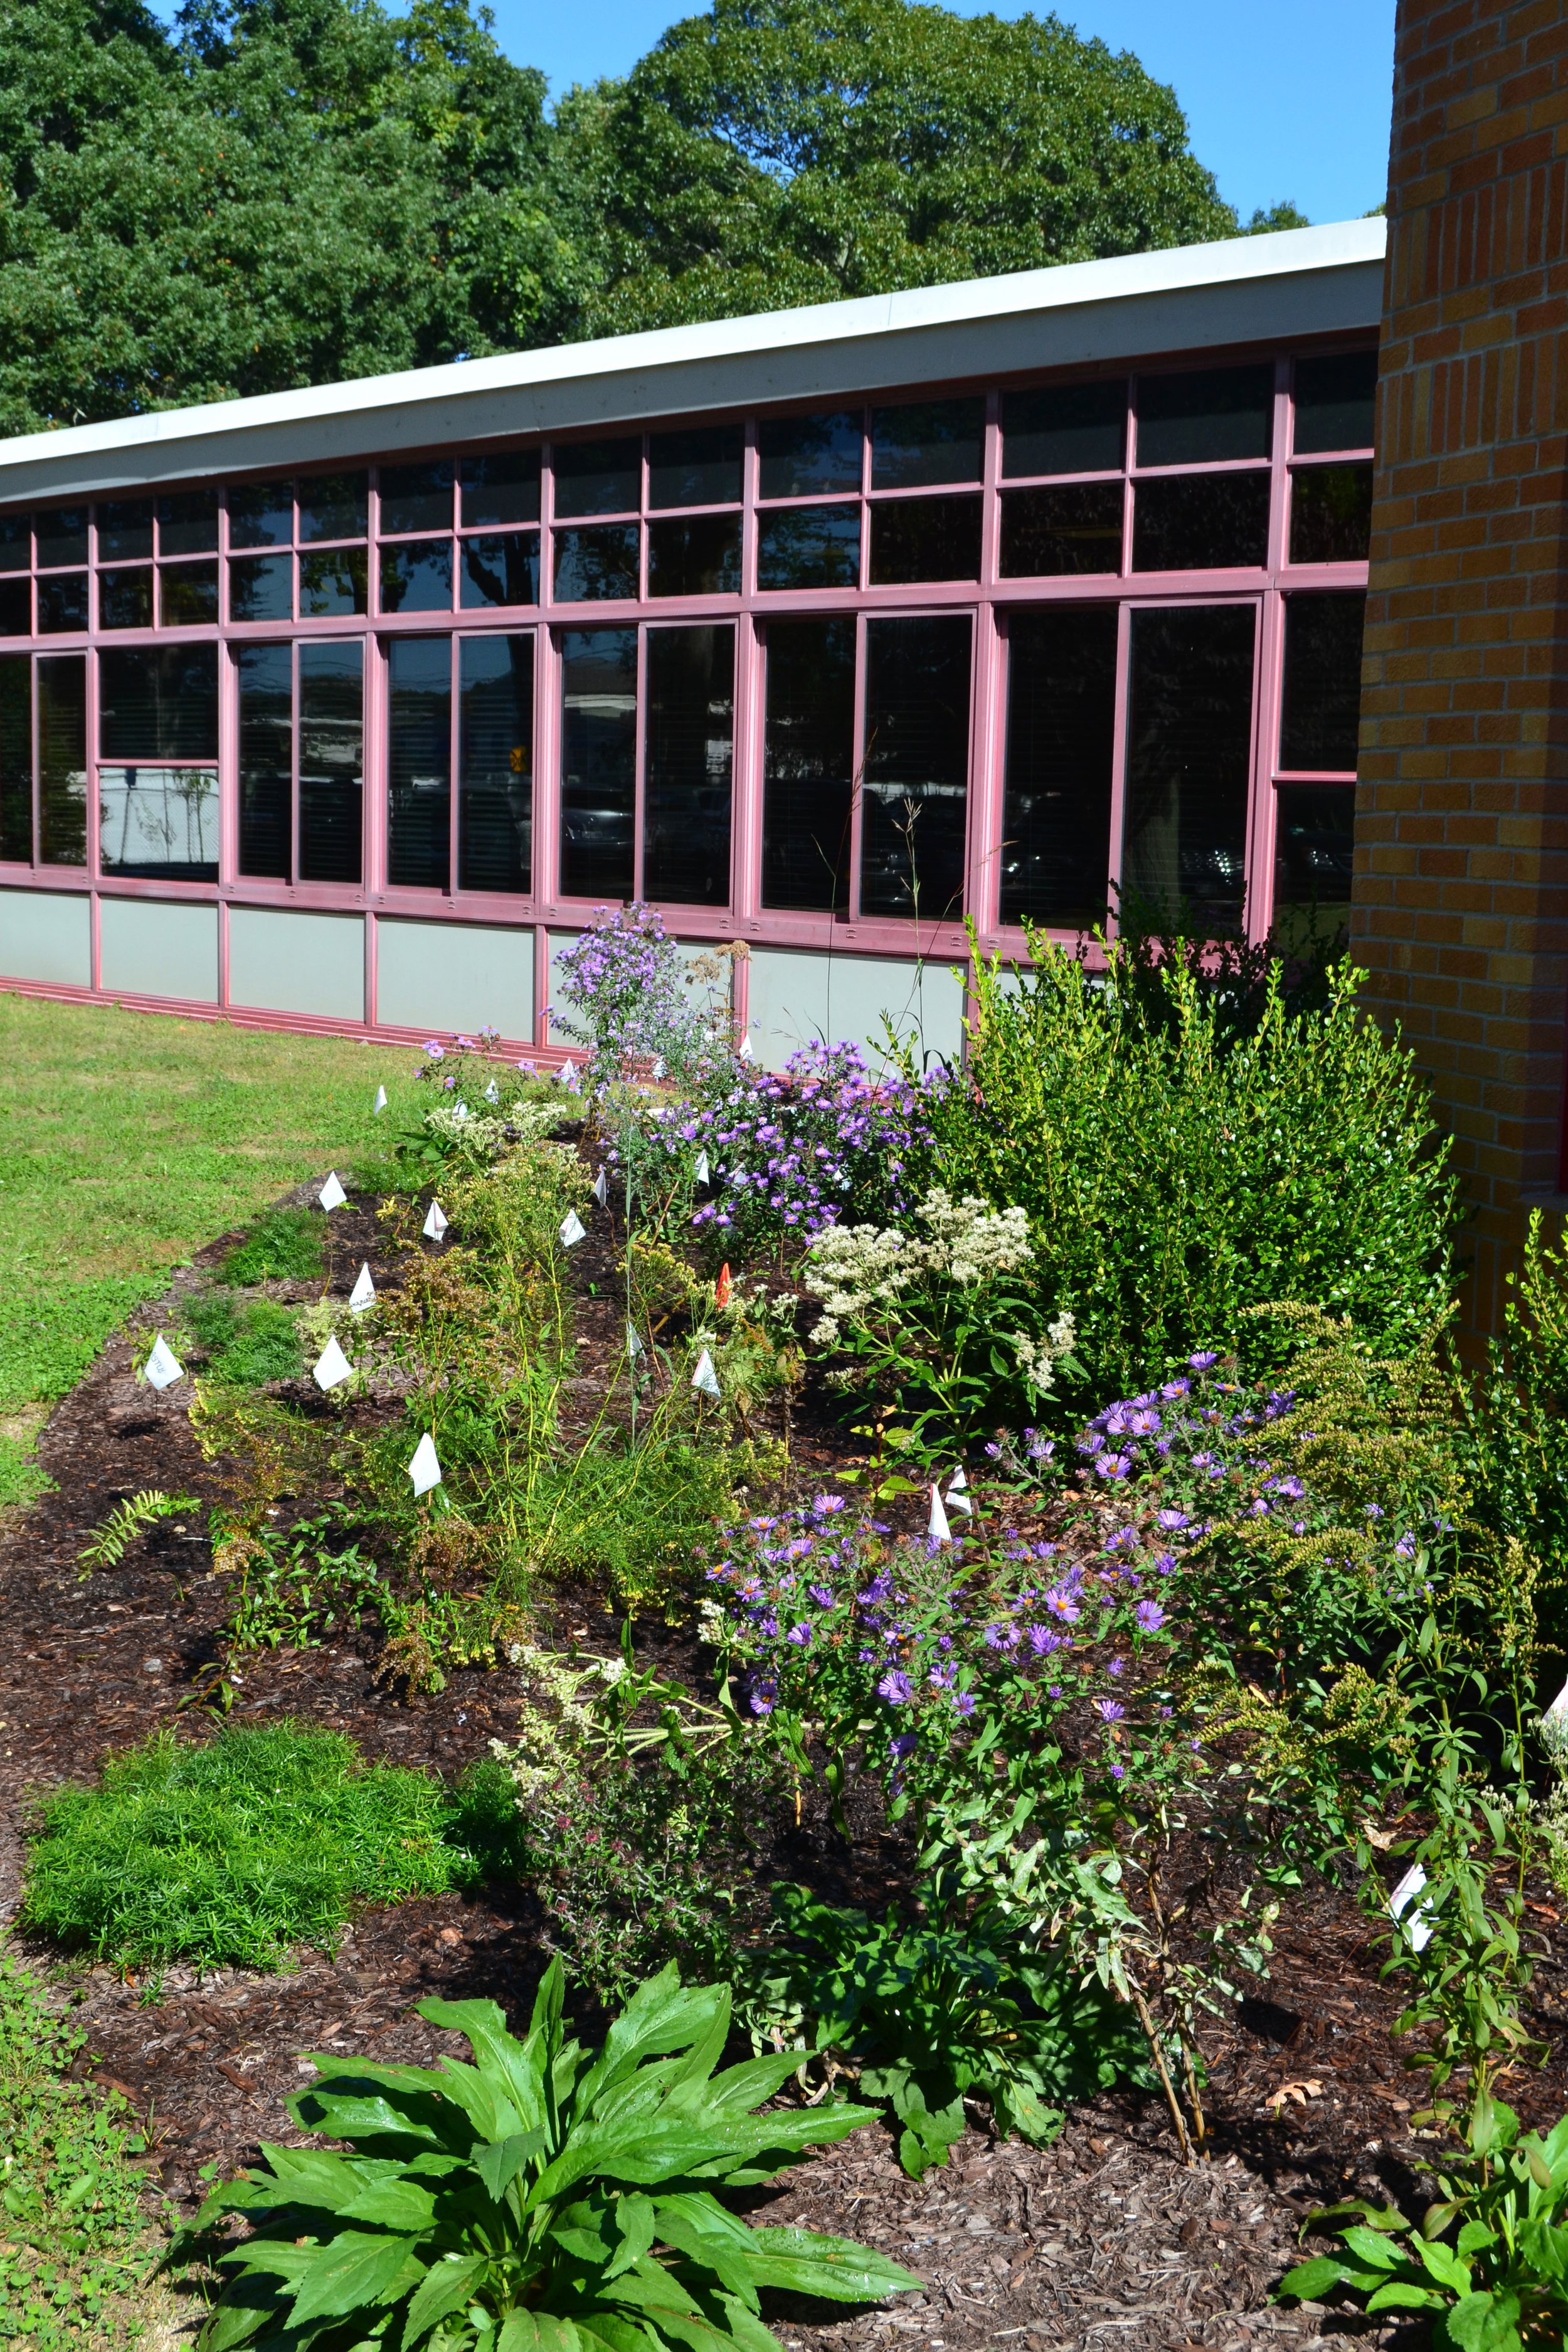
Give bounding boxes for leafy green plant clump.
[222,1207,327,1286]
[169,1959,919,2352]
[186,1291,304,1385]
[21,1722,474,1971]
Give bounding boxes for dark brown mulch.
[0,1171,1563,2347]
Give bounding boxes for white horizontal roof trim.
[0,216,1385,502]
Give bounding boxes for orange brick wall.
[1354,0,1568,1335]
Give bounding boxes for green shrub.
[186,1291,303,1385]
[168,1960,918,2352]
[918,943,1458,1400]
[221,1206,326,1286]
[21,1722,475,1971]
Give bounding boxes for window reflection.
[459,635,533,894]
[38,655,86,866]
[758,413,861,500]
[0,655,31,862]
[1280,593,1365,771]
[861,615,971,921]
[756,506,859,590]
[554,524,639,602]
[388,637,452,889]
[1133,474,1270,571]
[761,617,854,913]
[300,642,364,884]
[98,765,219,881]
[237,642,292,879]
[1001,606,1118,930]
[644,626,733,906]
[560,628,636,900]
[1123,605,1255,930]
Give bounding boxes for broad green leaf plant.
[169,1959,919,2352]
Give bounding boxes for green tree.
[560,0,1249,339]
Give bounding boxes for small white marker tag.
[484,1079,499,1103]
[1389,1862,1434,1953]
[627,1322,644,1359]
[694,1151,711,1185]
[738,1032,754,1060]
[593,1167,609,1208]
[559,1209,587,1249]
[408,1431,443,1496]
[349,1263,376,1313]
[422,1200,448,1241]
[946,1467,973,1517]
[558,1059,576,1084]
[651,1056,665,1081]
[691,1348,721,1400]
[318,1172,347,1211]
[142,1333,184,1391]
[373,1085,388,1115]
[453,1101,469,1122]
[312,1335,354,1391]
[1545,1673,1568,1732]
[928,1484,953,1545]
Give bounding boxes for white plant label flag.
[694,1151,711,1185]
[142,1333,184,1391]
[312,1335,354,1392]
[558,1059,576,1084]
[484,1079,500,1103]
[1545,1673,1568,1732]
[349,1263,376,1313]
[928,1484,953,1546]
[317,1172,347,1211]
[422,1199,448,1241]
[1389,1862,1434,1953]
[408,1431,443,1496]
[691,1348,721,1399]
[738,1032,754,1061]
[453,1101,469,1121]
[627,1322,644,1359]
[593,1167,610,1208]
[373,1085,388,1115]
[651,1056,666,1081]
[559,1209,587,1248]
[946,1467,973,1517]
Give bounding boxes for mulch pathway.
[2,1173,1565,2348]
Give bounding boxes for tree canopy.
[0,0,1304,435]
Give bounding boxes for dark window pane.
[1294,350,1378,453]
[99,569,153,631]
[298,472,368,544]
[644,625,734,906]
[1273,784,1355,934]
[1289,462,1373,563]
[388,637,452,889]
[0,513,31,573]
[868,494,982,585]
[0,579,27,636]
[647,513,741,597]
[237,642,292,880]
[1133,472,1270,571]
[160,562,220,626]
[553,437,641,518]
[299,548,366,617]
[98,764,218,879]
[560,627,635,899]
[158,489,219,556]
[379,462,453,538]
[871,398,984,490]
[38,655,86,865]
[36,509,88,568]
[1136,365,1274,467]
[98,499,154,563]
[756,505,860,590]
[1002,381,1126,479]
[299,640,363,884]
[460,450,541,529]
[648,425,743,509]
[554,524,638,602]
[1000,482,1123,576]
[38,576,88,632]
[100,645,219,761]
[758,411,862,500]
[0,655,31,861]
[1280,592,1365,772]
[1000,606,1118,930]
[228,482,294,549]
[459,634,533,894]
[862,614,971,921]
[460,532,539,610]
[381,541,453,615]
[762,617,854,912]
[1123,605,1255,930]
[230,554,294,623]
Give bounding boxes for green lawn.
[0,994,423,1505]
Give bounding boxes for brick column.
[1354,0,1568,1337]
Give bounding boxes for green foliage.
[167,1958,919,2352]
[1278,2097,1568,2350]
[221,1514,387,1652]
[1466,1210,1568,1594]
[742,1889,1145,2179]
[566,0,1246,338]
[186,1292,304,1386]
[0,1957,152,2349]
[221,1207,327,1287]
[918,945,1458,1401]
[77,1486,202,1573]
[21,1722,474,1971]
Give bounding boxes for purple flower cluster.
[551,904,721,1086]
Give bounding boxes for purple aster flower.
[787,1622,813,1646]
[1135,1600,1167,1633]
[1044,1589,1080,1623]
[1028,1626,1064,1656]
[1189,1350,1219,1371]
[889,1733,918,1761]
[953,1691,976,1717]
[877,1670,914,1705]
[1106,1656,1125,1677]
[1095,1698,1126,1724]
[1157,1508,1190,1532]
[1394,1531,1417,1559]
[808,1583,834,1608]
[930,1661,958,1689]
[1110,1762,1126,1780]
[1365,1502,1385,1521]
[1096,1453,1131,1481]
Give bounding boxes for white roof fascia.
[0,217,1386,504]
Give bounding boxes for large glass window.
[871,401,984,489]
[648,426,742,509]
[761,617,854,912]
[1136,366,1274,467]
[237,643,293,879]
[1290,463,1373,563]
[758,413,861,499]
[1000,607,1119,930]
[38,656,86,866]
[554,525,639,603]
[1122,605,1256,930]
[756,506,860,590]
[299,642,364,884]
[1002,381,1126,478]
[98,646,219,879]
[1273,784,1355,941]
[1280,593,1365,773]
[1133,474,1271,571]
[554,438,641,519]
[459,635,534,894]
[861,615,972,921]
[1293,351,1377,453]
[643,626,734,906]
[560,628,637,899]
[1000,483,1123,576]
[869,495,982,585]
[460,452,541,530]
[0,655,31,861]
[388,637,452,889]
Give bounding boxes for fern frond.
[77,1490,202,1575]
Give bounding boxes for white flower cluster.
[1010,1311,1077,1397]
[425,1096,563,1163]
[803,1185,1034,1345]
[490,1645,619,1805]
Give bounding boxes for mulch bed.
[3,1173,1566,2348]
